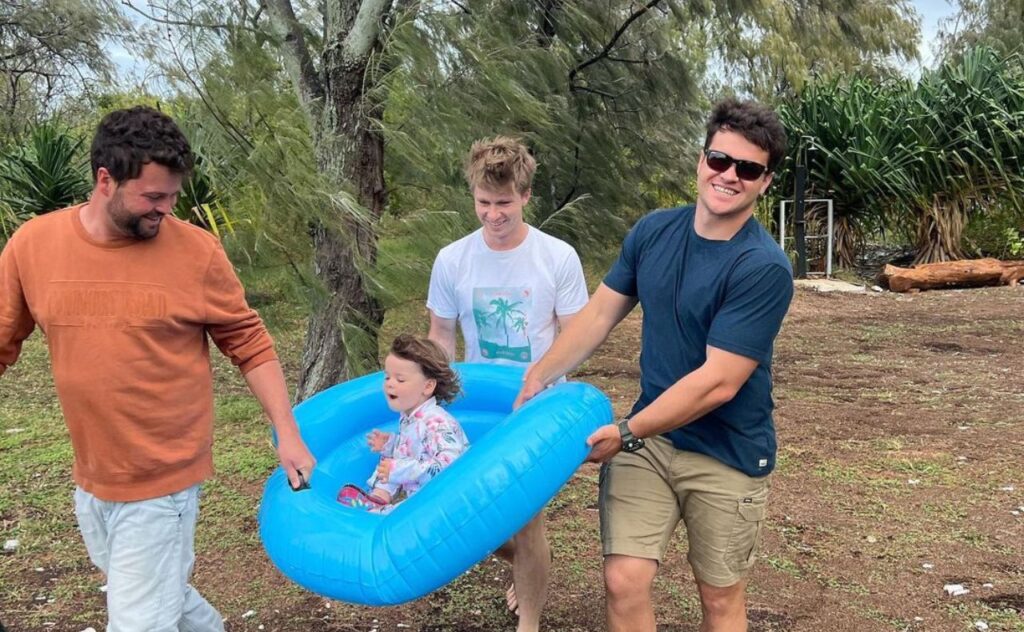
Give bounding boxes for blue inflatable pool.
[258,363,613,606]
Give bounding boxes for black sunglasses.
[703,150,769,181]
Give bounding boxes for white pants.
[74,485,225,632]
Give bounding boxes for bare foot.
[506,583,519,616]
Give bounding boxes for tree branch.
[568,0,662,84]
[121,1,248,33]
[343,0,395,61]
[569,84,620,98]
[265,0,325,123]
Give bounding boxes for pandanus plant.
[0,124,91,237]
[775,46,1024,266]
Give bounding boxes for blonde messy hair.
[464,136,537,194]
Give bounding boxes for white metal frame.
[779,198,834,278]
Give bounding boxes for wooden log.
[1002,261,1024,286]
[882,258,1006,292]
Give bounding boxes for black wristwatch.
[617,418,645,452]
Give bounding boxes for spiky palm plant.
[0,124,91,236]
[174,153,236,238]
[776,46,1024,266]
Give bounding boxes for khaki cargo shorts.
[599,435,771,587]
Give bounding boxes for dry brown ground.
[3,286,1023,631]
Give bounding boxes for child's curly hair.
[389,335,462,405]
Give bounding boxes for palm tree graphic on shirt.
[486,298,527,347]
[472,287,532,361]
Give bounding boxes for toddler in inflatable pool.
[337,334,469,511]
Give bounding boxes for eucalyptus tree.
[129,0,927,398]
[937,0,1024,61]
[716,0,920,100]
[0,0,124,138]
[380,1,715,256]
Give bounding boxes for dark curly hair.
[704,98,788,172]
[90,106,194,182]
[389,335,462,405]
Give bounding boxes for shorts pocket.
[725,496,767,572]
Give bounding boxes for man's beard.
[108,192,162,240]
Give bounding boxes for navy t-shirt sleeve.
[603,219,642,297]
[707,262,793,365]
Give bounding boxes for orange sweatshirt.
[0,204,278,501]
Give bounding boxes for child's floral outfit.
[369,397,469,499]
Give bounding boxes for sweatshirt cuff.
[238,348,279,375]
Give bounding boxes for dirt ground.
[3,285,1023,631]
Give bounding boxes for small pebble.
[242,610,256,619]
[3,539,18,552]
[944,583,970,597]
[974,621,989,631]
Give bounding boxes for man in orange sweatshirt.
[0,106,315,631]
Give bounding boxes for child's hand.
[367,429,391,452]
[376,458,393,483]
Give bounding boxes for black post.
[793,162,808,278]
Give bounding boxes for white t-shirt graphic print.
[427,226,588,366]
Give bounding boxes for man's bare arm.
[515,284,637,407]
[427,310,458,361]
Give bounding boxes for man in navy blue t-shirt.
[516,98,793,632]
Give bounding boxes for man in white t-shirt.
[428,136,588,632]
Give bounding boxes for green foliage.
[0,0,124,138]
[0,124,91,237]
[716,0,921,99]
[1008,228,1024,257]
[174,154,238,238]
[937,0,1024,61]
[964,202,1024,258]
[381,1,710,257]
[776,46,1024,265]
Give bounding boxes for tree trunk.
[913,196,966,264]
[266,0,395,402]
[880,258,1015,292]
[296,52,387,402]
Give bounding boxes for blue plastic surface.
[258,363,613,605]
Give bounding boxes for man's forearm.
[526,300,615,387]
[625,366,735,439]
[243,360,301,437]
[427,321,457,361]
[626,348,757,438]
